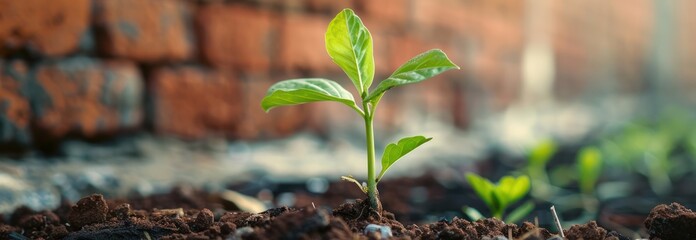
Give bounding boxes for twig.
[550,205,565,238]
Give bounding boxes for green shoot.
[465,173,534,223]
[577,146,602,196]
[260,8,459,211]
[528,139,557,171]
[526,139,557,198]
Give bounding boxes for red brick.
[412,0,469,33]
[33,58,144,139]
[305,0,354,14]
[277,13,336,74]
[0,0,90,56]
[0,60,31,144]
[196,4,274,72]
[235,76,311,139]
[94,0,192,62]
[359,0,410,28]
[385,35,433,71]
[150,67,242,139]
[370,31,391,77]
[470,48,521,109]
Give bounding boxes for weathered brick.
[235,76,310,139]
[358,0,410,29]
[0,0,90,56]
[196,4,274,72]
[277,13,336,74]
[412,0,469,33]
[32,58,143,139]
[94,0,192,62]
[0,60,31,145]
[305,0,354,14]
[385,35,432,71]
[149,67,242,139]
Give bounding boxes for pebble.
[364,224,393,238]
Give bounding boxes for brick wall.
[0,0,692,147]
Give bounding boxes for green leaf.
[528,139,557,168]
[261,78,357,112]
[577,146,602,194]
[497,175,531,206]
[325,8,374,95]
[377,136,432,181]
[504,201,534,223]
[466,173,496,209]
[365,49,459,102]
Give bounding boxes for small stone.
[67,194,109,230]
[546,236,564,240]
[191,208,214,232]
[364,224,393,238]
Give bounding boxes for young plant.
[260,9,459,211]
[576,146,602,196]
[526,139,557,198]
[464,173,534,223]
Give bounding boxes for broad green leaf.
[364,49,459,102]
[497,175,531,206]
[261,78,357,112]
[466,173,495,208]
[577,146,602,194]
[528,139,557,168]
[325,8,374,95]
[504,201,534,223]
[377,136,432,181]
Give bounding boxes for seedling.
[464,173,534,223]
[577,146,602,196]
[526,139,557,198]
[261,9,459,211]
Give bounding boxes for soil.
[1,192,639,240]
[0,174,693,239]
[644,202,696,240]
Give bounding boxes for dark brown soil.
[563,221,628,240]
[0,193,638,240]
[644,202,696,240]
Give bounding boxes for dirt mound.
[645,202,696,240]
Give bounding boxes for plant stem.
[363,102,379,210]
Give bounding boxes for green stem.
[493,208,504,220]
[364,102,379,210]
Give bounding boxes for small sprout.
[577,146,602,195]
[528,139,557,169]
[465,173,534,223]
[261,8,459,211]
[526,139,557,198]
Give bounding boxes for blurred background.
[0,0,695,231]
